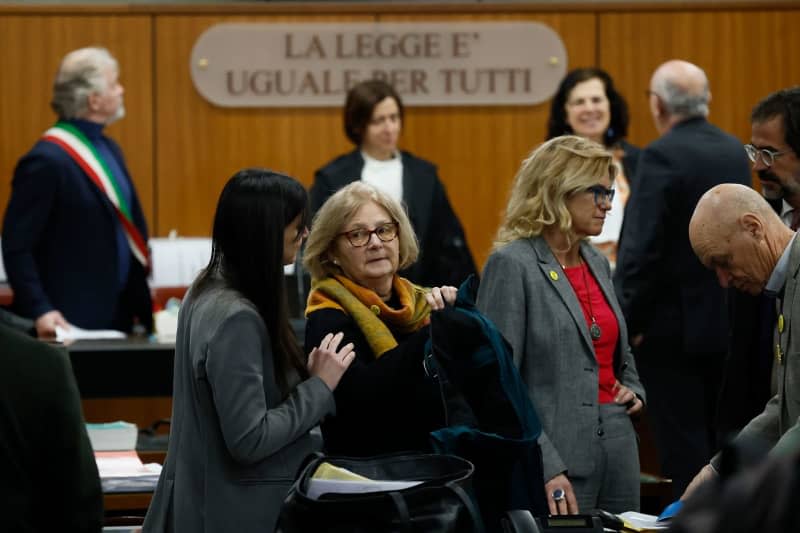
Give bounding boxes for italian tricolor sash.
[42,122,149,268]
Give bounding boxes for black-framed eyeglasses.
[338,222,399,247]
[744,144,786,167]
[585,185,615,206]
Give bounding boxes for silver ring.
[552,488,565,501]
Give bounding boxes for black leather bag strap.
[294,451,325,483]
[389,491,413,532]
[447,481,486,533]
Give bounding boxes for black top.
[305,307,445,456]
[0,323,103,532]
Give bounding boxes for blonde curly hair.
[494,135,616,250]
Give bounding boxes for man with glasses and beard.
[746,88,800,226]
[718,87,800,443]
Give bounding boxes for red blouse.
[563,262,620,404]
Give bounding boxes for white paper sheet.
[55,325,126,342]
[306,478,423,500]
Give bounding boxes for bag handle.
[389,491,413,532]
[446,481,486,533]
[387,483,484,532]
[295,451,325,481]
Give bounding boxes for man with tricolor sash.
[2,47,152,338]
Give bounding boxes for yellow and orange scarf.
[306,275,431,358]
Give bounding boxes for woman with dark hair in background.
[547,68,640,269]
[310,79,476,288]
[143,169,355,532]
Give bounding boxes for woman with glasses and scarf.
[476,136,646,516]
[303,181,458,456]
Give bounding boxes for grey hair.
[50,47,118,119]
[654,77,710,119]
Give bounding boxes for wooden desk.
[104,492,152,513]
[66,338,175,398]
[63,338,175,430]
[0,283,11,306]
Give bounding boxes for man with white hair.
[614,60,751,497]
[2,46,152,337]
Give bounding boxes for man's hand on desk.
[681,463,718,501]
[35,310,70,338]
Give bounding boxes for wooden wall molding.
[0,1,797,15]
[0,2,796,269]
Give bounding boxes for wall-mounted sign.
[190,22,567,107]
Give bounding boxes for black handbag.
[276,452,485,532]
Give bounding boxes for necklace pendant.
[590,321,602,340]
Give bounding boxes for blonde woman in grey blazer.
[143,170,355,532]
[477,136,645,516]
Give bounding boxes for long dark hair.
[196,168,309,396]
[546,67,630,147]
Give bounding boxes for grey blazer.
[477,237,645,481]
[143,280,335,532]
[719,235,800,460]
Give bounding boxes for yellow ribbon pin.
[779,314,785,333]
[549,270,559,281]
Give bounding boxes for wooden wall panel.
[0,15,154,229]
[154,13,373,241]
[1,5,798,274]
[375,12,597,269]
[155,12,595,270]
[600,10,800,151]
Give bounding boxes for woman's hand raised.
[307,332,356,391]
[425,286,458,311]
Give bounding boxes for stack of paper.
[86,421,138,451]
[306,462,422,500]
[619,511,670,531]
[95,450,162,493]
[55,325,126,342]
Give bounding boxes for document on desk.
[618,511,669,531]
[55,325,126,342]
[86,421,138,451]
[96,450,162,493]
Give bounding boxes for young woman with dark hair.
[144,168,355,533]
